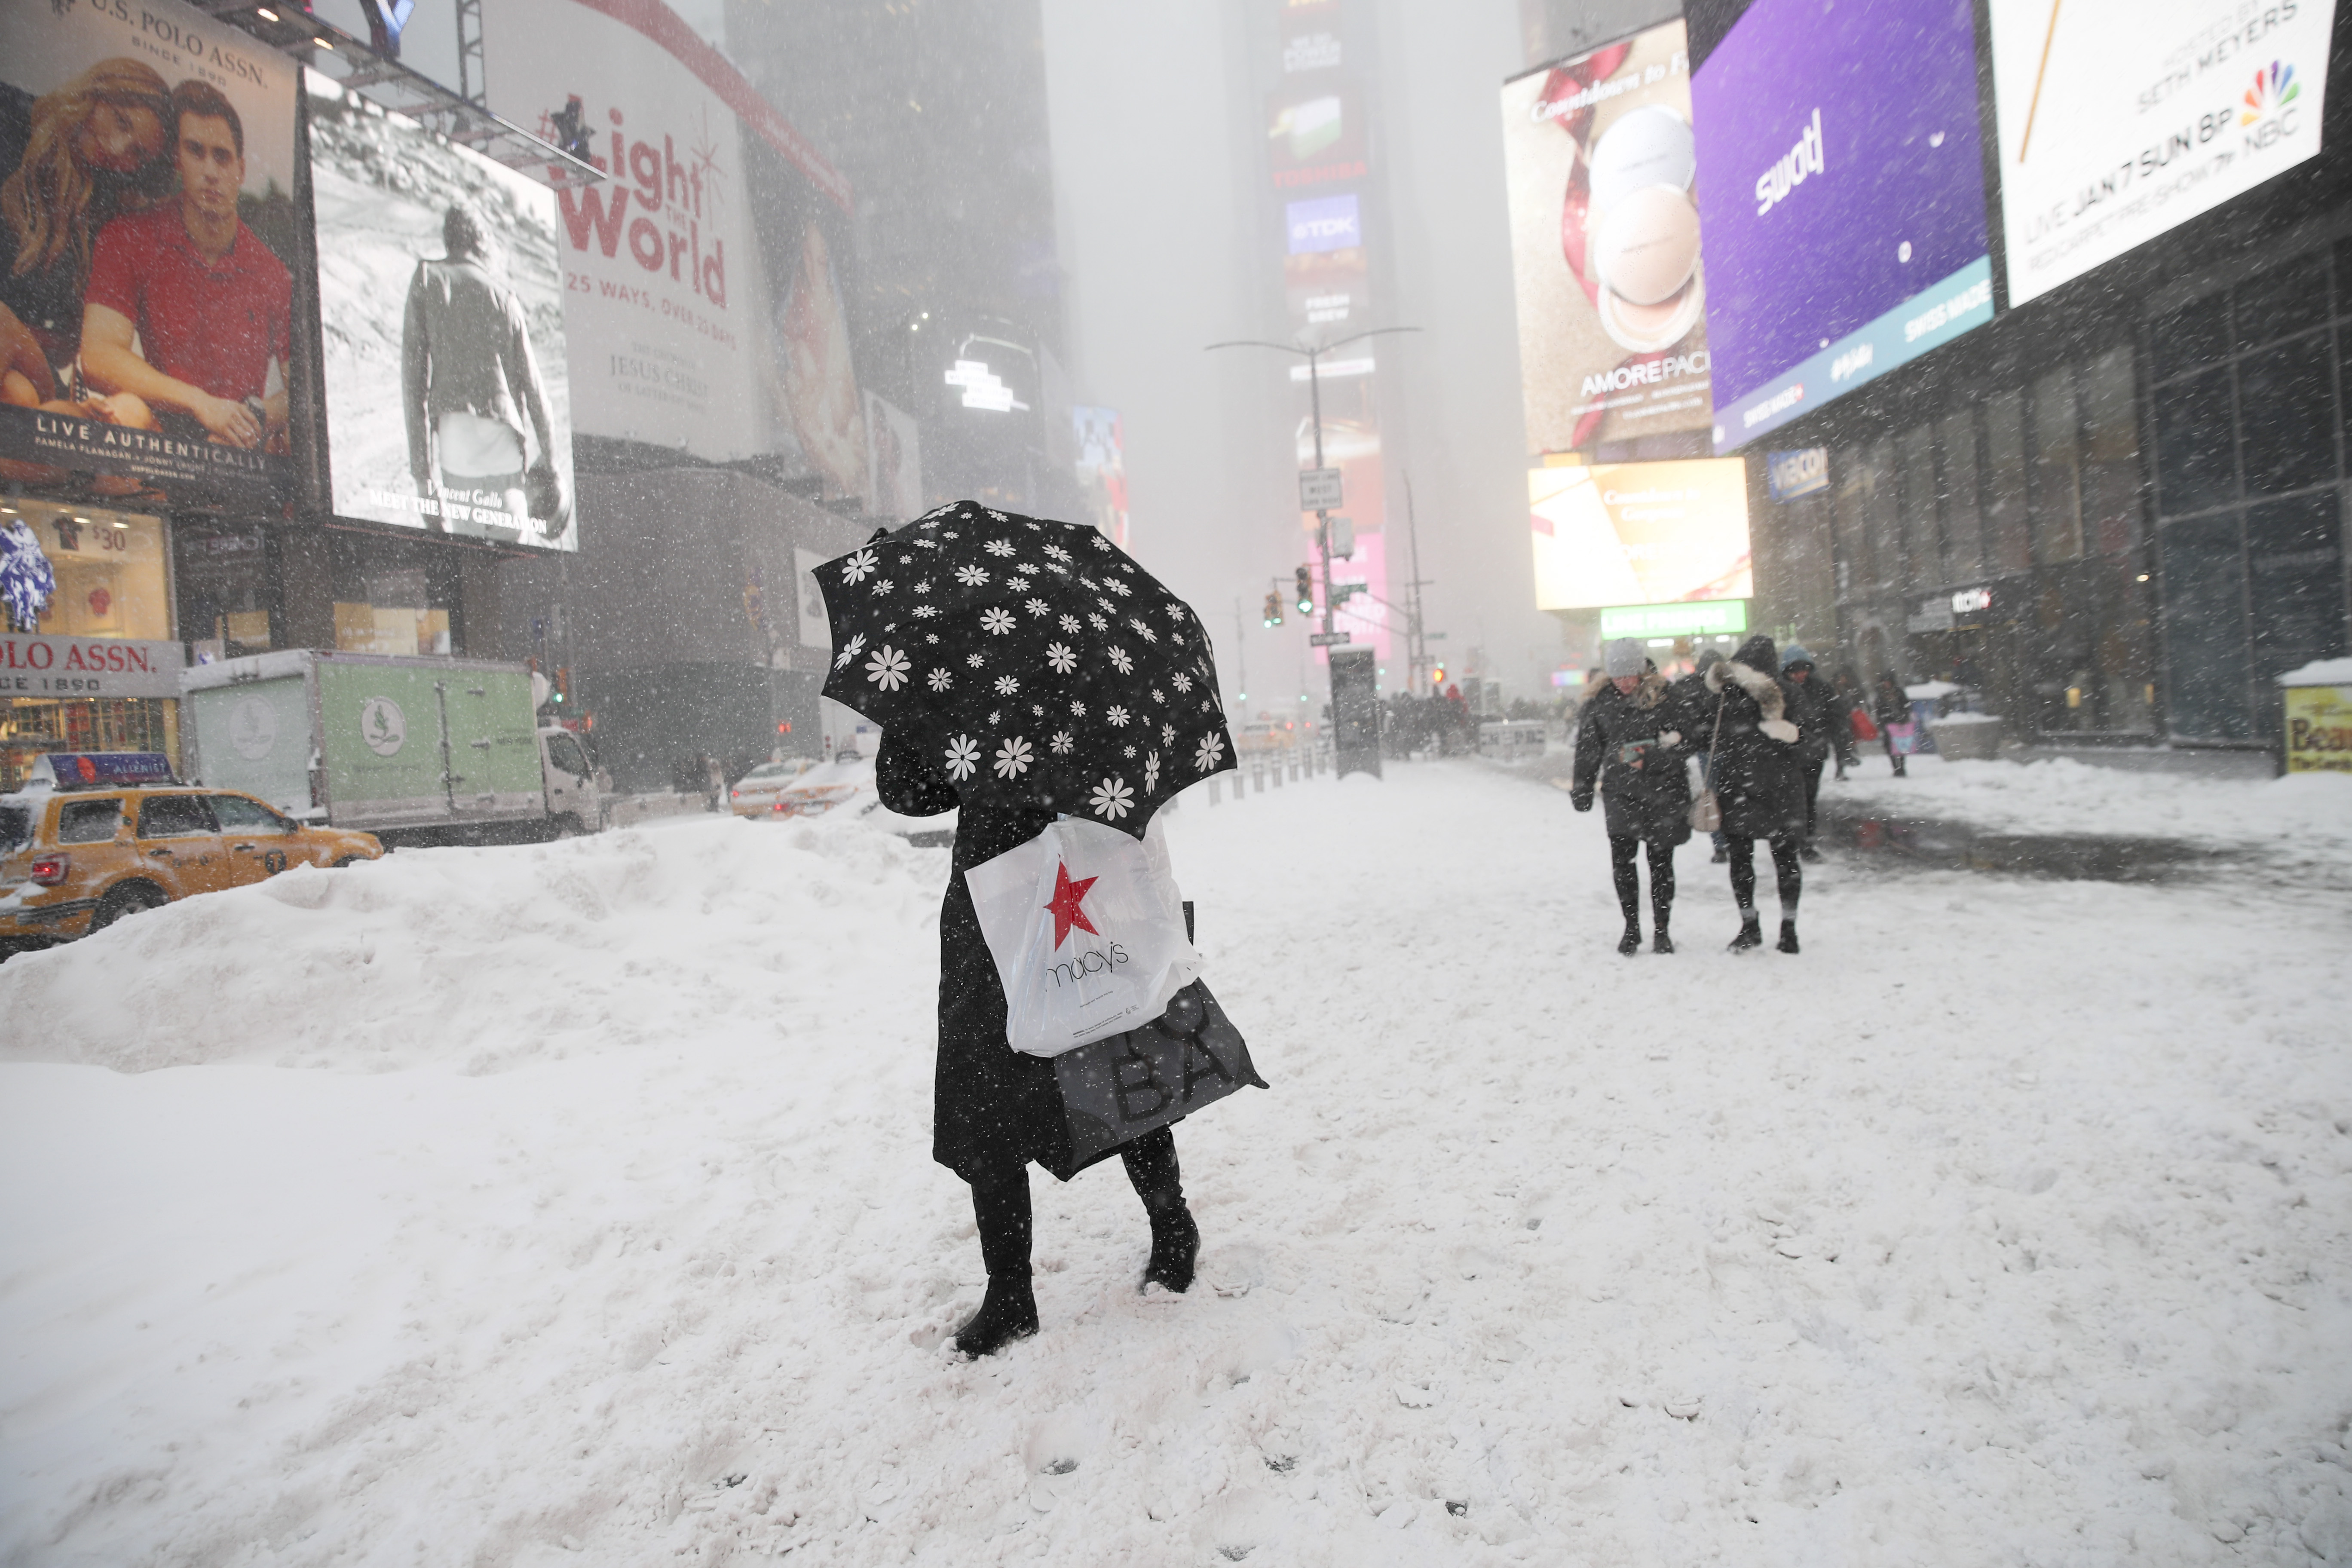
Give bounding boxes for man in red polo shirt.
[79,80,291,450]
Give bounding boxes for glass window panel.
[2246,491,2348,680]
[2030,368,2082,563]
[1830,444,1873,596]
[2237,332,2337,495]
[2152,368,2237,516]
[1861,438,1901,592]
[2077,346,2144,556]
[1983,390,2032,573]
[1896,423,1940,584]
[2159,516,2252,741]
[55,799,125,844]
[210,795,288,831]
[2150,292,2228,381]
[137,794,216,839]
[1939,409,1984,580]
[2233,249,2330,352]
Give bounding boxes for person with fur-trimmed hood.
[1571,638,1696,954]
[1703,633,1810,953]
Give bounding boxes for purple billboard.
[1692,0,1993,452]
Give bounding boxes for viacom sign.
[1989,0,2338,306]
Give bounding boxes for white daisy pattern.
[1144,751,1161,792]
[1045,642,1077,675]
[1042,544,1071,562]
[1107,646,1133,675]
[833,631,866,670]
[1106,705,1130,728]
[1161,723,1177,745]
[864,646,910,691]
[1194,732,1226,772]
[873,579,893,595]
[1031,704,1045,717]
[944,735,980,781]
[927,669,952,692]
[1123,744,1137,760]
[1087,613,1108,631]
[1059,615,1081,634]
[988,710,1001,726]
[1088,776,1134,821]
[979,606,1017,636]
[1050,731,1074,754]
[984,539,1015,557]
[993,736,1032,778]
[1006,576,1030,592]
[955,565,990,588]
[1070,700,1087,717]
[1105,578,1130,597]
[913,604,937,619]
[995,675,1020,695]
[1024,597,1048,616]
[966,652,986,668]
[1173,673,1192,693]
[839,548,877,585]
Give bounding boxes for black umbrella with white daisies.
[815,501,1238,837]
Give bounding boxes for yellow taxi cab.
[0,753,384,954]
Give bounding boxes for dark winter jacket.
[876,732,1073,1182]
[1872,676,1911,728]
[1670,660,1719,750]
[1784,674,1855,766]
[1703,634,1808,839]
[1571,668,1696,844]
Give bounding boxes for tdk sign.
[1754,108,1825,217]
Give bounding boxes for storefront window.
[329,534,460,656]
[2160,514,2253,741]
[1859,439,1899,595]
[1830,444,1874,596]
[2030,367,2082,563]
[2078,347,2143,557]
[2248,491,2346,680]
[1939,409,1983,580]
[175,521,275,659]
[2153,367,2237,515]
[1896,424,1939,585]
[2237,332,2335,495]
[1983,391,2031,573]
[23,508,169,640]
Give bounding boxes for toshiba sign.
[0,635,186,700]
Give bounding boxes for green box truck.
[181,652,603,845]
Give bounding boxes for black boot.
[1652,925,1675,954]
[1710,845,1729,864]
[1728,913,1764,951]
[955,1167,1039,1357]
[1776,920,1801,954]
[1617,921,1642,956]
[1124,1128,1199,1293]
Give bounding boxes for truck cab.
[538,726,601,834]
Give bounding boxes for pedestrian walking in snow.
[1672,649,1729,863]
[820,502,1249,1360]
[1778,645,1852,861]
[1703,633,1809,953]
[1572,638,1695,954]
[1873,670,1911,777]
[1829,669,1865,782]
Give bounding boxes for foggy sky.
[1041,0,1567,710]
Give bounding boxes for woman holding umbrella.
[821,502,1243,1358]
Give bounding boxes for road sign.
[1298,468,1342,509]
[1309,631,1353,646]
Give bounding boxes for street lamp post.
[1205,325,1421,648]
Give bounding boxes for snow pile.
[3,771,2350,1565]
[0,812,948,1075]
[1833,750,2352,869]
[2279,657,2352,687]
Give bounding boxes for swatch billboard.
[1691,0,1994,453]
[1501,20,1713,451]
[1990,0,2338,306]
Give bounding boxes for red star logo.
[1044,862,1099,949]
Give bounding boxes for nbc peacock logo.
[2241,61,2300,128]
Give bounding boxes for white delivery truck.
[181,651,603,846]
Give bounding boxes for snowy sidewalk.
[3,767,2349,1565]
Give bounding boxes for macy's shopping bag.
[964,816,1204,1058]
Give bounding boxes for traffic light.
[1294,565,1314,615]
[1262,590,1283,628]
[1431,663,1446,688]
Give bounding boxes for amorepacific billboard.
[1691,0,1995,452]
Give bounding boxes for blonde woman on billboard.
[0,58,172,414]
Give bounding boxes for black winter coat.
[1571,669,1696,843]
[876,734,1073,1182]
[1703,634,1809,839]
[1785,675,1855,766]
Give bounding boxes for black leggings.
[1725,833,1802,921]
[967,1125,1183,1280]
[1607,833,1675,927]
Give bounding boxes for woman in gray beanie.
[1571,638,1700,953]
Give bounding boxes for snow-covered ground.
[3,765,2349,1565]
[1822,748,2352,874]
